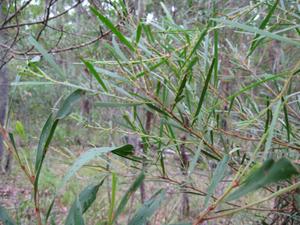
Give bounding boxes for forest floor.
[1,168,68,224]
[0,146,274,225]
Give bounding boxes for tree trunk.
[0,1,10,171]
[0,66,8,161]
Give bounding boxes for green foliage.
[3,1,300,224]
[264,101,282,159]
[212,18,300,47]
[227,158,299,201]
[192,58,215,125]
[205,155,229,206]
[65,198,85,225]
[56,90,86,119]
[128,189,166,225]
[0,206,16,225]
[90,7,134,51]
[35,89,85,196]
[60,145,133,189]
[28,36,64,77]
[113,172,145,223]
[82,59,108,92]
[108,173,117,225]
[65,181,104,225]
[247,0,280,56]
[15,121,26,140]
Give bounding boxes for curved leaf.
[204,155,229,207]
[90,7,134,51]
[192,58,215,125]
[113,172,145,222]
[82,59,108,92]
[28,36,64,76]
[80,181,105,214]
[248,0,279,56]
[56,89,85,119]
[65,180,105,225]
[60,145,133,188]
[65,198,84,225]
[227,158,299,201]
[128,189,166,225]
[35,89,85,200]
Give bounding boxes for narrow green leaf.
[173,57,198,109]
[213,4,219,86]
[90,7,134,51]
[136,23,142,45]
[118,0,128,16]
[128,189,166,225]
[94,102,143,108]
[212,18,300,47]
[228,74,281,100]
[10,81,54,86]
[0,206,16,225]
[264,97,271,133]
[185,27,208,67]
[35,89,84,194]
[60,145,133,188]
[158,122,166,176]
[35,113,58,172]
[282,97,291,142]
[109,173,118,225]
[46,176,105,224]
[56,89,85,119]
[80,181,105,214]
[146,103,169,117]
[188,145,202,176]
[160,2,174,23]
[45,199,55,224]
[264,101,281,159]
[228,97,235,113]
[204,155,229,207]
[111,144,141,162]
[122,114,137,131]
[113,172,145,222]
[65,180,105,225]
[248,0,279,56]
[193,58,216,125]
[50,216,56,225]
[112,35,128,61]
[34,116,58,198]
[142,23,155,43]
[111,145,135,157]
[15,121,26,139]
[227,158,299,201]
[135,58,167,79]
[65,197,84,225]
[8,133,22,169]
[94,66,128,82]
[82,59,108,92]
[28,36,64,76]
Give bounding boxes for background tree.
[0,0,10,172]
